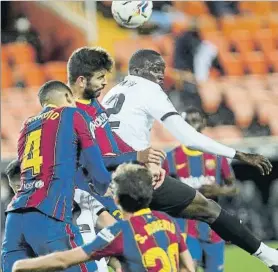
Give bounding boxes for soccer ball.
[111,1,153,29]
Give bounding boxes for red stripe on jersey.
[175,149,190,178]
[187,219,198,238]
[65,224,88,272]
[76,102,113,155]
[129,216,164,271]
[209,228,222,243]
[26,109,62,207]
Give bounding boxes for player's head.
[38,80,75,108]
[112,163,153,213]
[183,107,207,132]
[128,49,165,87]
[5,159,21,194]
[67,47,113,99]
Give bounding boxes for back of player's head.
[184,106,207,132]
[184,106,206,120]
[38,80,73,106]
[5,159,20,183]
[128,49,162,73]
[67,47,114,85]
[112,163,153,213]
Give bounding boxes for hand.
[137,147,166,165]
[235,151,272,175]
[199,184,221,198]
[147,163,166,190]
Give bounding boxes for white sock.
[253,242,278,267]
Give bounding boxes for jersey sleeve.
[73,110,95,149]
[143,85,179,121]
[221,157,235,180]
[81,222,124,260]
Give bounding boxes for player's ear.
[76,76,86,88]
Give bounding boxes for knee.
[181,192,221,224]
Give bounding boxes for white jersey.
[102,75,178,151]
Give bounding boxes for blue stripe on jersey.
[46,109,76,221]
[198,221,210,242]
[188,156,203,177]
[93,100,120,154]
[166,152,177,176]
[145,214,169,255]
[215,156,221,185]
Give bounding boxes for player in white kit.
[102,49,278,271]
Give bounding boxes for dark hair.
[112,164,153,213]
[5,159,20,181]
[128,49,161,72]
[185,106,206,119]
[38,80,72,106]
[67,47,114,85]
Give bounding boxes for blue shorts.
[187,236,225,272]
[1,210,97,272]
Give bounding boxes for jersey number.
[106,93,125,129]
[142,243,179,272]
[22,129,43,175]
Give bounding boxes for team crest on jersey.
[205,159,216,170]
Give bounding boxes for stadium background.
[1,1,278,271]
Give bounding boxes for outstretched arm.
[12,247,89,272]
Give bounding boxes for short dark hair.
[112,164,153,213]
[5,159,20,181]
[129,49,161,72]
[185,106,206,119]
[67,47,114,85]
[38,80,72,106]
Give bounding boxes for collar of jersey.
[76,99,91,105]
[133,208,151,217]
[44,104,57,108]
[181,145,203,156]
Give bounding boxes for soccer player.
[163,107,238,272]
[68,47,278,271]
[1,81,112,272]
[12,163,195,272]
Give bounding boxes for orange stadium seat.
[213,126,243,141]
[254,29,276,55]
[220,16,238,37]
[6,42,36,65]
[173,2,208,16]
[44,61,67,82]
[201,31,230,54]
[229,30,254,58]
[244,52,268,75]
[233,103,254,128]
[236,16,262,35]
[198,80,222,113]
[14,63,45,87]
[239,2,255,14]
[219,52,245,76]
[266,15,278,38]
[1,63,13,89]
[197,16,217,36]
[265,50,278,73]
[171,20,190,36]
[1,45,9,64]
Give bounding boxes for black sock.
[210,209,261,254]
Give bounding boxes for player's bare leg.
[179,191,278,271]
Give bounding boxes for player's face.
[186,112,206,132]
[83,70,108,99]
[147,57,166,87]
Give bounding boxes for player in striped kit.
[163,107,238,272]
[12,164,195,272]
[1,81,111,272]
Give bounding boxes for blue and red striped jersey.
[82,208,187,272]
[76,99,137,167]
[163,145,235,243]
[7,106,111,222]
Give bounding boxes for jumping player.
[12,164,195,272]
[68,47,278,271]
[1,81,111,272]
[163,107,238,272]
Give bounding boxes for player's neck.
[122,211,132,220]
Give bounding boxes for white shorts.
[74,189,109,272]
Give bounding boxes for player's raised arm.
[146,87,272,175]
[73,110,111,195]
